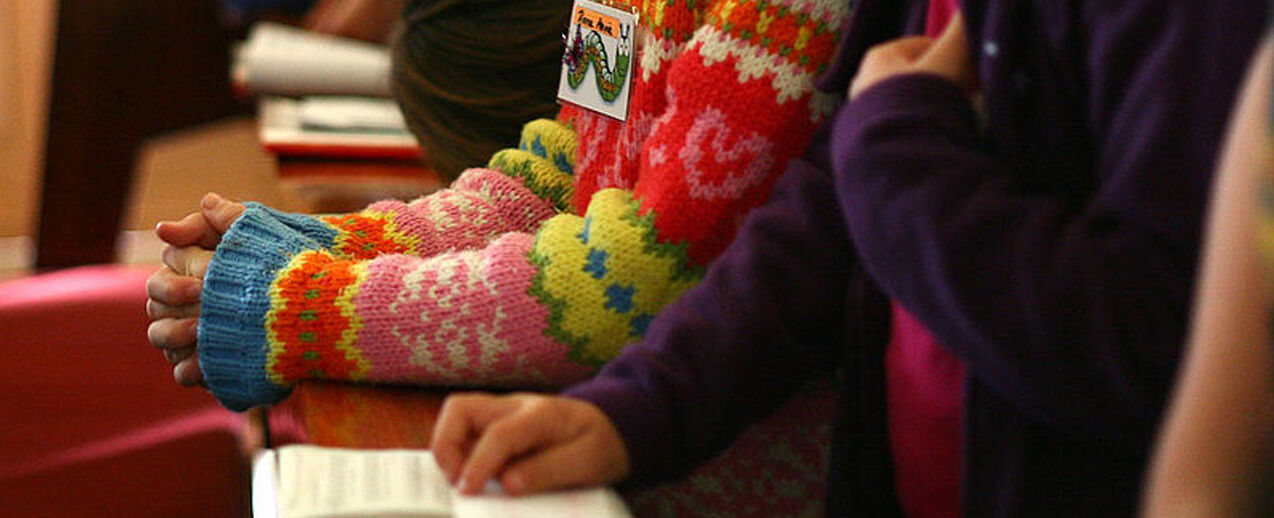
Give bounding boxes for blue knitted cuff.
[251,203,341,248]
[197,203,332,411]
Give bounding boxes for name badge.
[558,0,638,121]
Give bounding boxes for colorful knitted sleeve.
[533,0,848,355]
[197,0,849,411]
[236,119,575,263]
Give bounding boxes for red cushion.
[0,409,249,517]
[0,265,248,516]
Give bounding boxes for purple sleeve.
[564,135,859,483]
[222,0,314,16]
[832,2,1265,443]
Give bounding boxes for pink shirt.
[885,3,966,516]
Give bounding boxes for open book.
[253,445,632,518]
[259,96,422,160]
[233,22,392,98]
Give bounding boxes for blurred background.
[0,2,410,515]
[0,1,54,276]
[0,0,294,280]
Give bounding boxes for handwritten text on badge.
[558,0,638,121]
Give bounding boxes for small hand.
[303,0,403,43]
[431,393,631,496]
[154,192,246,250]
[147,192,242,387]
[849,12,976,99]
[147,244,215,386]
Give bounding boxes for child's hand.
[431,393,631,496]
[154,193,246,250]
[146,192,244,386]
[146,245,215,386]
[303,0,402,43]
[849,12,976,99]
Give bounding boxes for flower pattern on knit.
[486,122,577,213]
[680,107,777,201]
[531,189,704,367]
[265,251,371,385]
[318,211,418,260]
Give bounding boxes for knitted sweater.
[198,0,849,411]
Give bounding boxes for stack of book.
[233,22,438,212]
[258,95,421,161]
[235,22,423,160]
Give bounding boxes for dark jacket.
[567,0,1268,515]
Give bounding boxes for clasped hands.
[145,193,245,386]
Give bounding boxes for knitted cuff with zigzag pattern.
[197,203,327,410]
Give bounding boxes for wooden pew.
[37,0,247,268]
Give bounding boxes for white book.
[253,445,632,518]
[258,96,421,160]
[297,96,410,133]
[234,22,393,98]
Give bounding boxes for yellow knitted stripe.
[488,148,576,213]
[530,189,703,366]
[518,119,578,176]
[332,261,370,377]
[264,251,371,385]
[633,0,705,80]
[319,210,421,260]
[706,0,843,74]
[636,0,704,43]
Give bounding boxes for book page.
[299,97,410,133]
[252,450,279,518]
[453,485,633,518]
[261,444,634,518]
[258,96,421,159]
[237,23,392,97]
[276,446,453,518]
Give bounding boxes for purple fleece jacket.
[566,0,1268,515]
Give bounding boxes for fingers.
[146,266,202,306]
[456,400,565,494]
[881,35,936,61]
[850,36,934,99]
[303,0,398,42]
[147,260,203,387]
[155,212,221,249]
[153,193,246,249]
[199,192,246,236]
[174,354,205,387]
[497,407,629,495]
[148,220,216,391]
[148,317,198,350]
[162,245,214,279]
[917,12,977,92]
[164,347,194,364]
[932,10,967,52]
[148,247,212,325]
[305,0,356,34]
[432,394,521,485]
[147,298,199,320]
[432,394,631,497]
[848,12,978,99]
